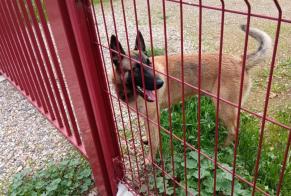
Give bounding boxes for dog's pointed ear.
[110,35,125,67]
[134,30,146,52]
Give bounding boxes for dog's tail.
[240,24,272,70]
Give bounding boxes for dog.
[109,25,272,164]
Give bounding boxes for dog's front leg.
[143,104,160,165]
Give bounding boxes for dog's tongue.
[145,90,156,102]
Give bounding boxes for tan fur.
[132,54,253,162]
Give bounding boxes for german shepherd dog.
[110,25,272,164]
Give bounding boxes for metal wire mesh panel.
[89,0,291,195]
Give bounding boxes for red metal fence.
[0,0,290,195]
[0,0,120,195]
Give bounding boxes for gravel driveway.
[0,79,77,194]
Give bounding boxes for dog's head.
[110,31,164,102]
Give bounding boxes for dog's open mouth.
[136,86,156,102]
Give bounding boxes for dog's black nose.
[156,79,164,89]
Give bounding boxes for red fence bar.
[19,0,57,120]
[231,1,251,195]
[1,1,30,94]
[27,0,70,135]
[197,0,203,195]
[35,0,82,145]
[0,4,24,91]
[5,1,36,101]
[7,0,36,101]
[213,0,225,194]
[10,0,42,108]
[90,0,127,177]
[12,0,48,110]
[276,131,291,195]
[1,1,32,97]
[252,1,282,195]
[0,31,13,80]
[161,0,177,194]
[45,1,110,194]
[0,13,21,85]
[109,0,148,188]
[179,1,188,194]
[20,0,61,124]
[46,0,123,194]
[146,0,167,193]
[98,0,137,185]
[25,0,65,132]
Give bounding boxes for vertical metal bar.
[0,31,13,79]
[117,0,151,189]
[19,0,56,120]
[26,0,66,130]
[213,1,225,195]
[13,0,49,112]
[1,1,30,95]
[230,1,251,195]
[0,3,24,89]
[0,47,4,73]
[251,1,282,195]
[35,0,81,144]
[107,0,155,190]
[108,0,142,187]
[46,0,120,194]
[161,1,176,193]
[27,0,70,135]
[197,0,202,195]
[11,0,42,107]
[90,0,126,173]
[0,41,7,74]
[146,0,168,194]
[98,0,135,182]
[63,0,123,194]
[131,0,163,193]
[145,2,168,195]
[276,130,291,195]
[0,1,26,90]
[179,0,188,195]
[5,1,36,101]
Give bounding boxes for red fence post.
[46,0,122,195]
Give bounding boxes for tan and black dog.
[110,25,272,164]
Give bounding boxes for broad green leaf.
[181,158,198,169]
[193,168,211,179]
[189,151,198,161]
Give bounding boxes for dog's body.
[110,25,272,163]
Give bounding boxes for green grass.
[92,0,110,4]
[8,157,94,195]
[144,96,291,195]
[146,47,165,57]
[254,58,291,94]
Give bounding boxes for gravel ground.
[0,79,77,194]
